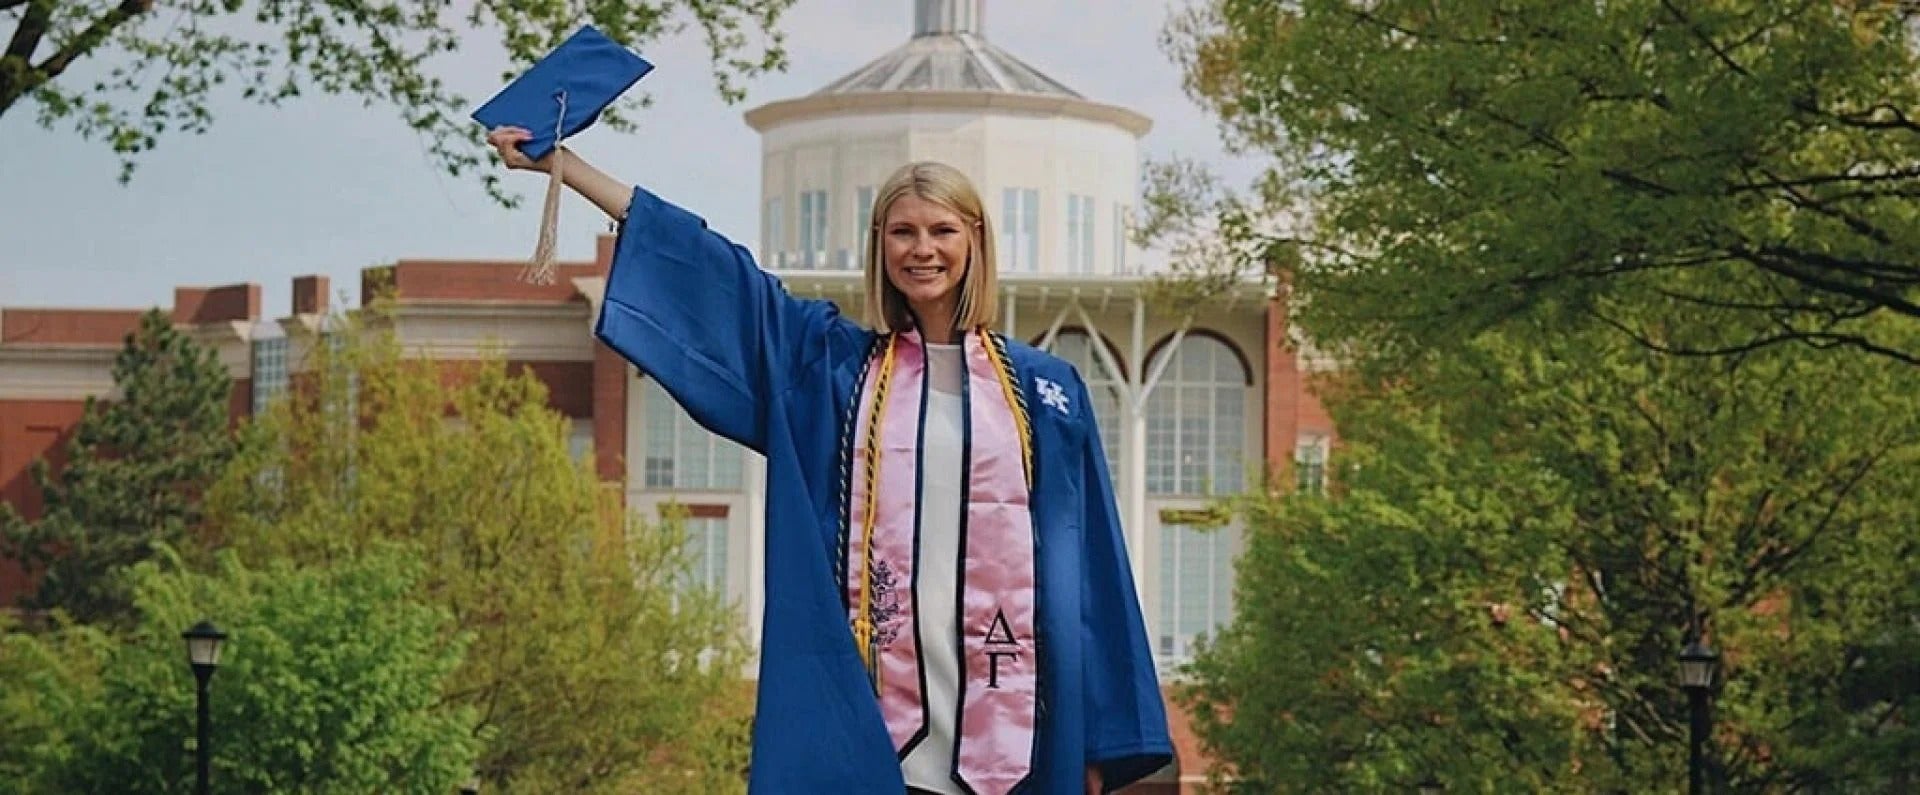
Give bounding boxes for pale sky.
[0,0,1259,319]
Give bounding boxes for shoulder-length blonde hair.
[863,161,999,334]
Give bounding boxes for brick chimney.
[172,283,262,325]
[292,275,330,316]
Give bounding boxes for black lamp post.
[182,620,227,795]
[1679,639,1718,795]
[1416,775,1444,795]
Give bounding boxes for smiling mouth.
[903,266,947,277]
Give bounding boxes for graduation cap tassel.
[524,90,569,285]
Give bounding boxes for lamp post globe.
[182,619,227,795]
[1679,638,1718,795]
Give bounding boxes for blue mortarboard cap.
[472,25,654,161]
[474,25,653,284]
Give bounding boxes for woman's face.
[881,194,972,327]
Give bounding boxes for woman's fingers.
[485,126,541,171]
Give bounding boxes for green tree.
[1160,0,1920,365]
[1,308,235,625]
[1182,315,1920,791]
[0,548,479,794]
[0,0,794,192]
[206,310,752,793]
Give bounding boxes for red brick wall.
[1264,297,1336,487]
[422,360,595,420]
[368,261,605,304]
[592,343,629,486]
[0,400,88,604]
[1,309,142,345]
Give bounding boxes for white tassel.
[524,90,569,285]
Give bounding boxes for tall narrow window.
[1157,522,1235,663]
[1295,433,1329,495]
[763,197,786,269]
[1000,188,1040,272]
[1113,203,1130,273]
[1065,194,1096,274]
[679,515,730,594]
[642,377,745,490]
[250,335,288,416]
[568,420,595,463]
[851,185,877,271]
[799,189,828,269]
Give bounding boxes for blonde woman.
[487,128,1169,795]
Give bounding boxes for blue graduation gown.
[594,186,1172,793]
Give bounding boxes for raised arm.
[486,127,630,220]
[486,127,841,454]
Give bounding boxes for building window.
[1145,336,1248,496]
[1066,194,1095,274]
[251,335,288,416]
[568,419,595,464]
[763,196,786,269]
[642,378,745,490]
[1113,203,1130,273]
[1295,433,1329,495]
[1046,331,1123,476]
[851,185,876,271]
[679,515,730,594]
[799,189,828,269]
[1157,522,1234,664]
[1000,188,1040,272]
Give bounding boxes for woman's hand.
[1084,765,1103,794]
[485,126,556,173]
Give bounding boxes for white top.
[901,343,965,793]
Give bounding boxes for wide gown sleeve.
[593,185,835,454]
[1074,377,1175,790]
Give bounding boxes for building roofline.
[744,90,1152,136]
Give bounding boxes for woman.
[486,128,1170,794]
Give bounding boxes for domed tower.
[744,0,1151,276]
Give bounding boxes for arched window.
[1144,334,1249,496]
[1044,330,1124,474]
[640,377,745,490]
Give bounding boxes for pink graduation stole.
[842,328,1038,795]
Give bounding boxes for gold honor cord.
[979,327,1034,488]
[853,334,899,680]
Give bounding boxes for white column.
[1124,295,1150,602]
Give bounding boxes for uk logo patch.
[1035,377,1070,416]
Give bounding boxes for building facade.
[0,2,1335,790]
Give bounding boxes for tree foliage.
[0,549,479,794]
[1181,313,1920,791]
[204,310,752,793]
[1160,0,1920,365]
[1,308,235,625]
[0,0,795,193]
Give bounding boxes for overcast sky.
[0,0,1260,318]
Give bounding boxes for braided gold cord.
[852,334,898,677]
[980,328,1034,487]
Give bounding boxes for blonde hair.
[862,162,999,334]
